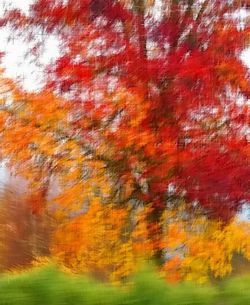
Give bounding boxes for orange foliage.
[52,198,134,283]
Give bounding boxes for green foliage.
[129,264,217,305]
[219,275,250,305]
[0,264,250,305]
[0,265,123,305]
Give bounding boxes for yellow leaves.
[160,201,250,283]
[181,256,209,284]
[194,221,250,280]
[53,209,66,222]
[38,135,57,156]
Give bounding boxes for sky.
[0,0,59,91]
[0,0,249,219]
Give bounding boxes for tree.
[0,68,248,282]
[0,177,54,271]
[0,0,249,266]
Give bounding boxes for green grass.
[0,264,249,305]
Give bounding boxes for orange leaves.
[109,89,150,139]
[26,191,45,215]
[21,91,69,130]
[54,182,84,210]
[0,86,69,167]
[52,199,134,282]
[2,122,38,167]
[165,223,187,250]
[163,256,182,283]
[215,60,250,92]
[131,206,155,257]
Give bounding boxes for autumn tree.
[0,63,249,284]
[0,176,54,271]
[0,0,249,272]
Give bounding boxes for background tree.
[0,178,54,271]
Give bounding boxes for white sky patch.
[1,0,31,14]
[241,48,250,68]
[0,0,59,91]
[1,32,60,91]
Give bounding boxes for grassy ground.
[0,264,249,305]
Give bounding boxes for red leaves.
[90,0,133,23]
[55,55,71,74]
[155,19,182,47]
[0,9,28,29]
[22,0,91,33]
[83,100,95,112]
[73,64,93,80]
[55,56,92,80]
[90,0,112,18]
[52,55,93,93]
[178,145,250,221]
